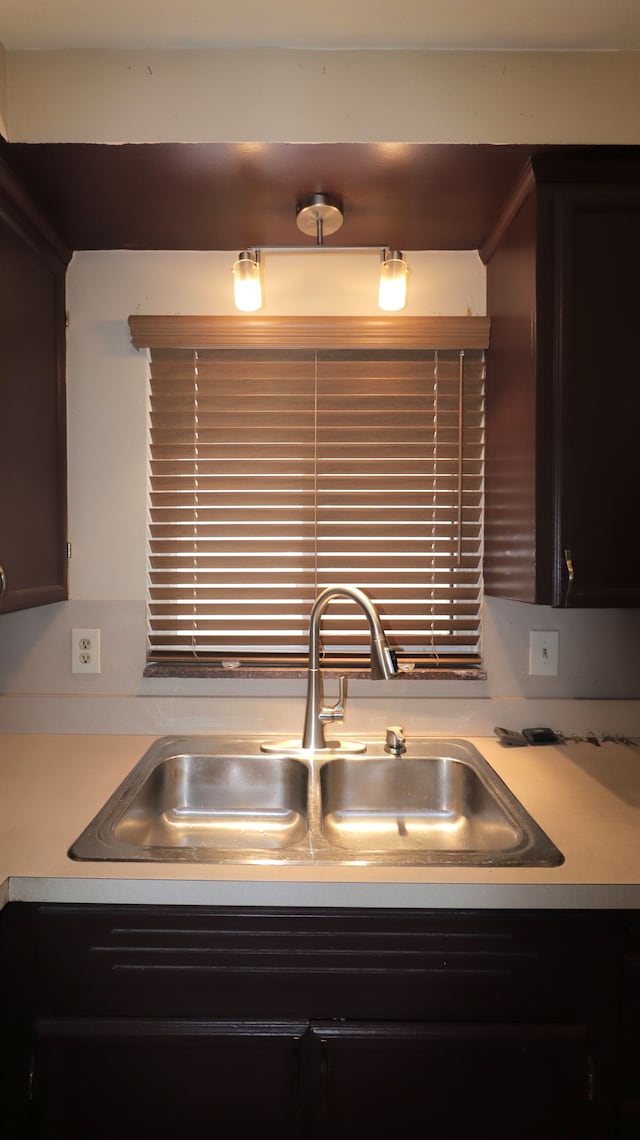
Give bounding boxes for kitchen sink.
[69,735,563,867]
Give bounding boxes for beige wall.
[5,49,640,143]
[0,43,7,138]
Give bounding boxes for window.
[129,316,489,676]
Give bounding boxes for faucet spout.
[302,585,398,752]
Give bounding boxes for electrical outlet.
[529,630,559,676]
[71,628,101,674]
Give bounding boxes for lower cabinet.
[30,1017,592,1140]
[0,904,624,1139]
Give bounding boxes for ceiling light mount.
[295,192,344,245]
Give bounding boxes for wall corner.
[0,42,7,139]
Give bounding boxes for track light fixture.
[232,193,408,313]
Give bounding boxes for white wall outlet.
[71,628,101,674]
[529,630,559,677]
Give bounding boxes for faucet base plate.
[261,738,367,756]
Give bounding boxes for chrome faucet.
[301,585,399,753]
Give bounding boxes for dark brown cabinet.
[307,1021,591,1139]
[0,157,70,614]
[620,917,640,1137]
[483,152,640,607]
[0,904,620,1139]
[33,1018,305,1139]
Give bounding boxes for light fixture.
[232,193,409,313]
[232,250,262,312]
[378,249,408,312]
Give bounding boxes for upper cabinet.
[483,152,640,607]
[0,158,71,614]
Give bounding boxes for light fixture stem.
[316,216,324,245]
[245,244,391,254]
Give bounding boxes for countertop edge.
[6,875,640,911]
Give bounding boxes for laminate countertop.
[1,732,639,910]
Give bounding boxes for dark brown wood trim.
[54,273,69,602]
[129,314,490,351]
[0,583,67,615]
[0,148,71,269]
[479,160,535,265]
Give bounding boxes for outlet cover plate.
[71,628,101,674]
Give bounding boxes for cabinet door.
[0,167,69,613]
[620,919,640,1134]
[485,160,640,607]
[33,1017,306,1140]
[307,1021,592,1140]
[549,185,640,606]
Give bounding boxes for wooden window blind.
[130,316,488,673]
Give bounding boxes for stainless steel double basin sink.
[69,735,563,868]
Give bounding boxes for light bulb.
[233,251,262,312]
[378,249,408,312]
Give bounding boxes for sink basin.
[113,753,308,851]
[70,737,309,861]
[69,735,563,867]
[318,741,562,865]
[322,754,522,854]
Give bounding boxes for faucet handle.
[319,674,347,725]
[385,725,406,756]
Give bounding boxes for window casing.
[129,316,489,677]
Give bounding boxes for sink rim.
[68,734,564,869]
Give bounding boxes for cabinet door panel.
[485,158,640,607]
[34,1018,305,1140]
[553,189,640,606]
[308,1021,591,1140]
[0,183,68,613]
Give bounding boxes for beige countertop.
[1,732,640,910]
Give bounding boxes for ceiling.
[1,0,639,51]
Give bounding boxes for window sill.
[144,663,487,681]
